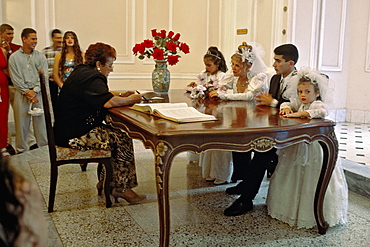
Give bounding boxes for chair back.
[39,72,58,162]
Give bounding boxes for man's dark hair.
[21,28,36,39]
[51,29,62,38]
[274,44,299,64]
[0,24,14,33]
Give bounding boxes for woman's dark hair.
[0,154,24,246]
[85,42,117,68]
[59,31,83,79]
[203,46,228,73]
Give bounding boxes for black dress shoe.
[224,198,253,216]
[6,144,16,155]
[225,185,243,195]
[29,144,39,150]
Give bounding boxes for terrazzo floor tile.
[7,131,370,246]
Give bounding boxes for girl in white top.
[186,47,230,184]
[188,46,228,98]
[267,68,348,229]
[204,42,269,185]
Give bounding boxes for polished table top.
[109,90,336,152]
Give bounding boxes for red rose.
[160,30,166,38]
[132,43,145,55]
[151,29,157,37]
[152,48,164,60]
[132,44,140,55]
[142,39,154,48]
[173,33,181,41]
[167,42,177,53]
[167,55,179,65]
[180,42,190,54]
[168,31,174,38]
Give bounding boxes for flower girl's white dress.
[266,101,348,228]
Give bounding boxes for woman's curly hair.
[85,42,116,68]
[59,31,84,79]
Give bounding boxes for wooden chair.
[39,72,113,212]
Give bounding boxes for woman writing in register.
[53,42,146,203]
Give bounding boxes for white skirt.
[266,141,348,229]
[199,150,233,182]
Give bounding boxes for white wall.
[1,0,370,123]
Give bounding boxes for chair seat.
[56,146,111,161]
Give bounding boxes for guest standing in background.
[42,29,62,111]
[0,24,23,155]
[53,31,84,89]
[0,45,9,156]
[8,28,48,154]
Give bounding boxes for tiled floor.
[335,122,370,167]
[8,124,370,247]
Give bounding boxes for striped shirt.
[42,45,61,81]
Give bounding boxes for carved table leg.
[154,141,173,247]
[317,129,338,234]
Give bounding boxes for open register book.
[129,102,217,123]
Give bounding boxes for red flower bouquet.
[132,29,190,65]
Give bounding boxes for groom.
[224,44,299,216]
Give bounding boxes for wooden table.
[107,90,338,247]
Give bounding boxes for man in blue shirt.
[9,28,48,154]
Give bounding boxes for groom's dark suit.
[230,72,293,203]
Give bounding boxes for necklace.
[239,78,248,87]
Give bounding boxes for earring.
[97,67,101,72]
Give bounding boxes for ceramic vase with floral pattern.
[152,60,170,92]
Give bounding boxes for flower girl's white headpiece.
[287,67,333,105]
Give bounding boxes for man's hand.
[25,90,38,103]
[1,40,10,53]
[255,93,274,106]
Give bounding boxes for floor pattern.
[9,137,370,247]
[335,122,370,167]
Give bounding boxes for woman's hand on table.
[208,90,219,98]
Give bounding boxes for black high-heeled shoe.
[111,188,146,203]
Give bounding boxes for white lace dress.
[200,71,268,182]
[266,101,348,228]
[218,70,268,101]
[187,70,226,166]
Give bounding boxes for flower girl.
[266,68,348,229]
[186,46,232,184]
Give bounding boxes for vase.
[152,60,170,93]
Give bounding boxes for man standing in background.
[8,28,48,154]
[42,29,62,111]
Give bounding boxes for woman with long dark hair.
[53,31,84,88]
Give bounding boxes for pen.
[136,90,149,102]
